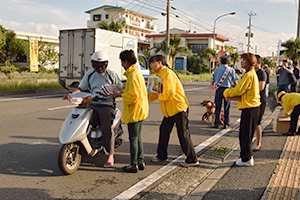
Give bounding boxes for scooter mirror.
[59,79,66,87]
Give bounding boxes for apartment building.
[146,28,230,70]
[85,5,157,49]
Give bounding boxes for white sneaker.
[180,161,199,167]
[235,156,254,167]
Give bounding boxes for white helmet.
[91,51,109,65]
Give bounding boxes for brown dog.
[201,99,215,125]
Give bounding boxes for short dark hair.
[149,55,168,66]
[119,49,137,65]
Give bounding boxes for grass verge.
[0,81,61,91]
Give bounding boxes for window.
[106,14,109,19]
[187,44,208,53]
[93,15,101,21]
[154,43,162,48]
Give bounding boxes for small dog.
[201,99,215,125]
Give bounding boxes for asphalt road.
[0,81,243,200]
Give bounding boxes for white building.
[85,5,157,49]
[146,28,230,70]
[14,31,59,69]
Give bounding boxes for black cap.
[220,55,230,60]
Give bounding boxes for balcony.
[129,20,141,27]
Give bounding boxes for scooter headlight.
[69,96,84,105]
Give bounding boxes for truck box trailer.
[59,28,149,85]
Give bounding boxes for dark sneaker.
[284,132,295,136]
[138,163,145,170]
[212,125,220,129]
[180,161,199,167]
[122,165,138,173]
[150,156,167,162]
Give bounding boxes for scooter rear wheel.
[58,143,82,175]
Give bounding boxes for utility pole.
[297,0,300,37]
[247,11,256,52]
[166,0,170,64]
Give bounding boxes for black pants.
[289,104,300,134]
[214,87,230,126]
[239,107,259,162]
[88,104,115,155]
[157,110,197,163]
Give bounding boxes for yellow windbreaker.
[282,93,300,116]
[122,65,149,124]
[148,66,189,118]
[223,68,261,110]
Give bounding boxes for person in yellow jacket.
[277,91,300,136]
[223,53,261,167]
[117,50,149,173]
[148,55,198,167]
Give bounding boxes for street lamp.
[212,12,236,73]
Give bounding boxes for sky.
[0,0,298,57]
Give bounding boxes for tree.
[38,38,58,69]
[0,27,28,66]
[98,17,126,33]
[199,47,218,74]
[229,52,240,68]
[0,25,6,51]
[153,34,192,69]
[280,37,300,62]
[262,58,277,69]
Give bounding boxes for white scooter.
[57,80,123,175]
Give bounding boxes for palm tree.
[229,52,240,68]
[153,34,192,69]
[199,47,218,74]
[98,17,126,33]
[280,38,300,62]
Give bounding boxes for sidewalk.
[184,106,300,200]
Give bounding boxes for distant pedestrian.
[224,53,260,167]
[276,60,293,94]
[263,64,270,97]
[118,50,149,173]
[211,55,239,129]
[291,62,299,92]
[253,54,267,151]
[148,55,199,167]
[277,91,300,136]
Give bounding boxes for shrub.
[16,66,30,73]
[0,65,17,79]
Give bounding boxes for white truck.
[58,28,149,86]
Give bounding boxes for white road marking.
[185,87,208,91]
[0,94,63,102]
[47,105,76,111]
[112,129,231,200]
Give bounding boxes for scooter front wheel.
[58,143,82,175]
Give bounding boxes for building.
[146,28,230,70]
[85,5,157,50]
[14,31,59,69]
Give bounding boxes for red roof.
[146,33,229,42]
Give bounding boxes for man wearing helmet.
[277,91,300,136]
[64,51,123,167]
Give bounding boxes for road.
[0,81,243,200]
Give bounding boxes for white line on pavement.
[112,129,231,200]
[47,105,76,111]
[185,87,208,91]
[0,94,63,102]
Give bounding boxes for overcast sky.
[0,0,298,57]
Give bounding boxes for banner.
[277,39,282,65]
[30,40,38,72]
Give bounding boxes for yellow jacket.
[148,66,189,117]
[223,68,261,110]
[282,93,300,116]
[122,65,149,124]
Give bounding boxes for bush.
[16,66,30,73]
[0,65,17,79]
